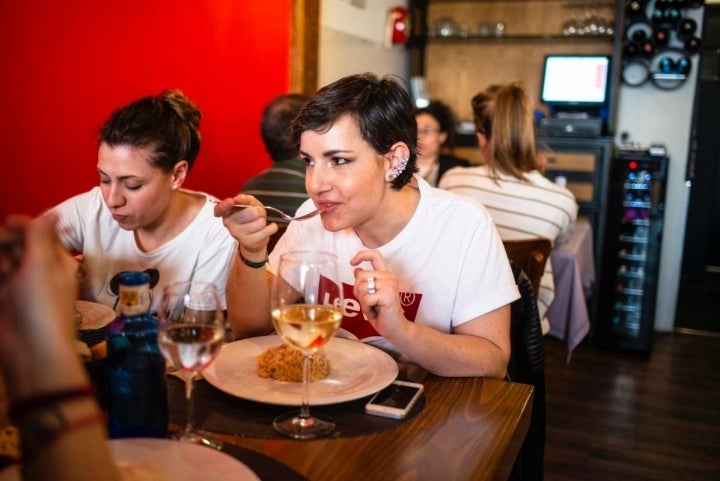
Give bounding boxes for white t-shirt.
[439,165,578,320]
[52,187,237,312]
[269,177,519,349]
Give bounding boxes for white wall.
[319,0,409,87]
[614,7,704,331]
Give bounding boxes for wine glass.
[157,281,225,448]
[271,251,343,439]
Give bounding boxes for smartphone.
[365,380,424,419]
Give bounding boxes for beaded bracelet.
[240,251,268,269]
[9,386,95,422]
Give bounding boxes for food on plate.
[257,344,330,382]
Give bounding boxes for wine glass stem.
[184,375,197,437]
[300,354,312,420]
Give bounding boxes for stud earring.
[171,184,178,191]
[388,156,409,181]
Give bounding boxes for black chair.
[507,261,546,481]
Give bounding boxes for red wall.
[0,1,292,220]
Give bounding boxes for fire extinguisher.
[385,6,410,49]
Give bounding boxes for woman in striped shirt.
[439,83,578,329]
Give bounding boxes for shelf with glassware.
[426,33,614,43]
[414,0,617,45]
[407,0,624,133]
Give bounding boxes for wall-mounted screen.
[540,55,611,110]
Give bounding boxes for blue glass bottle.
[107,271,168,438]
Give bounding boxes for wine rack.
[622,0,704,90]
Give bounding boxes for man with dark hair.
[240,94,310,222]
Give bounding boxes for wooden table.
[186,372,534,481]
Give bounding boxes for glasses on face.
[417,127,441,137]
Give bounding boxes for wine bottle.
[650,8,665,25]
[106,271,168,438]
[641,41,655,58]
[663,8,681,25]
[676,56,692,75]
[659,56,676,74]
[624,41,640,58]
[677,18,697,40]
[626,0,646,18]
[684,36,701,53]
[652,27,669,46]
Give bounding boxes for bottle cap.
[119,271,150,286]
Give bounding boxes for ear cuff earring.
[389,156,409,181]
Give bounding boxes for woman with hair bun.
[49,89,237,313]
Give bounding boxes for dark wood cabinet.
[537,135,613,272]
[539,135,614,332]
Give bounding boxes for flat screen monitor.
[540,55,611,112]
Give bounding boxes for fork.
[180,188,322,221]
[210,200,322,222]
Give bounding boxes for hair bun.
[161,89,202,130]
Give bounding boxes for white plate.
[0,438,260,481]
[204,335,399,406]
[76,300,116,330]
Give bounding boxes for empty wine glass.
[158,281,225,448]
[270,251,343,439]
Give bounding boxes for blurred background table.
[546,219,596,361]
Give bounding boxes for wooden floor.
[543,332,720,481]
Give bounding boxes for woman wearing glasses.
[414,100,469,187]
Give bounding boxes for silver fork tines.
[217,202,321,222]
[179,189,321,221]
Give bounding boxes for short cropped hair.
[292,73,417,189]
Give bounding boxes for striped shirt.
[240,159,309,223]
[439,165,578,321]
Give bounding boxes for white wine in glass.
[157,281,225,448]
[271,251,343,439]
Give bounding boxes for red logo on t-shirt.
[318,276,422,340]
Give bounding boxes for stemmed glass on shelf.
[270,251,343,439]
[157,281,225,448]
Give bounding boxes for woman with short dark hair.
[218,73,518,379]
